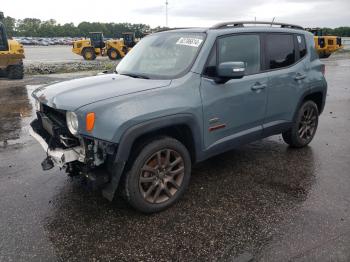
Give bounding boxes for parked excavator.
[72,32,137,60]
[0,11,25,79]
[306,28,342,58]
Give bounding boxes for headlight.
[66,111,79,135]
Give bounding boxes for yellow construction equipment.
[0,12,25,79]
[306,28,342,58]
[72,32,136,60]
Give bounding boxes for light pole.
[165,0,168,27]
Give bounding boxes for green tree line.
[1,16,154,38]
[2,15,350,37]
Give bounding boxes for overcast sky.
[2,0,350,28]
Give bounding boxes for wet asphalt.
[0,54,350,261]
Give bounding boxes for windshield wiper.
[120,73,150,79]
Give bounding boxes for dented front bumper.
[29,126,85,168]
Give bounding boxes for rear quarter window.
[296,34,307,59]
[265,34,296,70]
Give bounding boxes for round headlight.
[66,111,79,135]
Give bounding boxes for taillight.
[321,64,325,75]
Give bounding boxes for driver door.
[200,34,269,150]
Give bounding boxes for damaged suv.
[30,21,327,213]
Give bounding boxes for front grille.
[42,104,67,127]
[35,104,79,149]
[328,39,334,45]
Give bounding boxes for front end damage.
[29,104,116,191]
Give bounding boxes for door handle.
[294,73,306,81]
[251,83,267,91]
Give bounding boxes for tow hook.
[41,156,54,171]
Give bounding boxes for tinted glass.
[296,35,307,59]
[266,34,295,69]
[218,35,260,75]
[0,27,7,51]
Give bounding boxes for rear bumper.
[29,126,84,168]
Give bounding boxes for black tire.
[107,48,120,60]
[0,68,7,78]
[124,136,191,213]
[7,63,24,80]
[282,101,319,148]
[319,53,331,59]
[82,48,96,60]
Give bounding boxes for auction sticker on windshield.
[176,37,203,47]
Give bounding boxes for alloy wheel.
[139,149,185,204]
[298,105,317,141]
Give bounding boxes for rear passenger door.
[262,33,308,133]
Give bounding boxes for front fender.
[101,113,203,201]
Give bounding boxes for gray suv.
[30,21,327,213]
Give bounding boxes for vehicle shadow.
[44,138,316,261]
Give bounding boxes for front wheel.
[7,62,24,79]
[282,101,319,148]
[124,137,191,213]
[107,48,120,60]
[82,48,96,60]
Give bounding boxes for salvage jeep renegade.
[30,21,327,213]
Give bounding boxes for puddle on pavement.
[0,84,40,147]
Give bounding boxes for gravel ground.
[23,46,118,75]
[0,54,350,261]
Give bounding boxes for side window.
[296,34,307,59]
[265,34,295,69]
[218,34,260,75]
[0,28,5,49]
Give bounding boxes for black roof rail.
[211,21,304,30]
[154,27,198,33]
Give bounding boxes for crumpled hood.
[32,73,171,111]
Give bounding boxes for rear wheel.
[124,137,191,213]
[107,48,120,60]
[282,101,319,148]
[82,48,96,60]
[319,52,331,59]
[0,69,7,77]
[7,63,24,80]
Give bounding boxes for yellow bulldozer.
[72,32,136,60]
[0,12,25,79]
[306,28,342,58]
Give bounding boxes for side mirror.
[216,62,246,83]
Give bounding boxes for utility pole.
[165,0,168,27]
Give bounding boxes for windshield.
[116,32,206,79]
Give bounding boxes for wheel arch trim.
[115,113,202,163]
